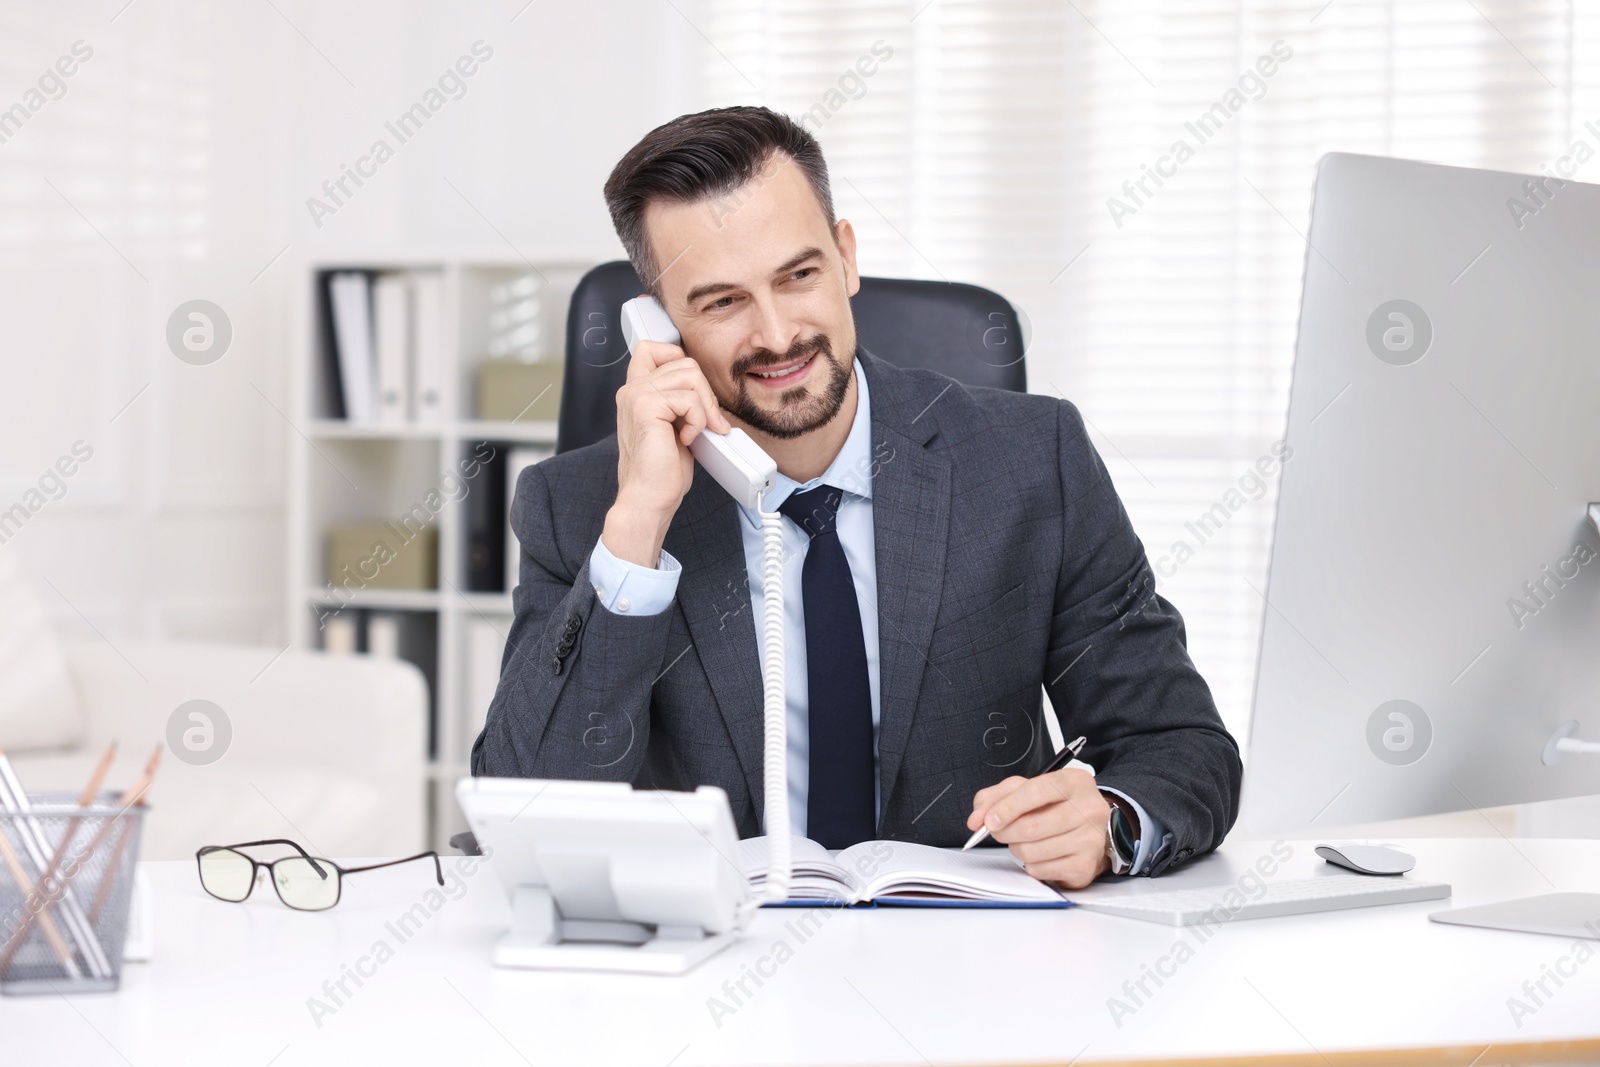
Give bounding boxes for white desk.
[2,838,1598,1066]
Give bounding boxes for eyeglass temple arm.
[203,839,329,880]
[341,851,444,886]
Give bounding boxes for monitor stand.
[1430,894,1600,940]
[1434,510,1600,937]
[1434,666,1600,940]
[492,886,739,975]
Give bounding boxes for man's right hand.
[601,334,730,568]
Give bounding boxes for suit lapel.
[862,356,952,820]
[665,467,768,813]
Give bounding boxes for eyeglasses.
[195,839,443,911]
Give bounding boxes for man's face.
[644,153,861,441]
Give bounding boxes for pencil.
[88,745,162,923]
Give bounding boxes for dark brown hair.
[603,106,837,294]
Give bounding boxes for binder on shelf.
[395,614,442,760]
[413,273,446,426]
[464,617,506,758]
[373,274,412,426]
[505,446,553,593]
[322,613,357,655]
[328,272,377,424]
[464,445,508,592]
[366,612,402,658]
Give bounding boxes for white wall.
[0,0,696,645]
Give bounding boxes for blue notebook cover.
[759,897,1070,909]
[870,902,1068,908]
[871,897,1073,910]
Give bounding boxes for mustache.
[731,335,830,376]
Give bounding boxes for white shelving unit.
[286,256,596,850]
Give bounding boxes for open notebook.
[738,837,1070,908]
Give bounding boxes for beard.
[723,333,853,441]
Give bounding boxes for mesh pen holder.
[0,792,145,995]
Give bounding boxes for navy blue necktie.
[779,484,875,849]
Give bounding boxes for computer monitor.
[1240,152,1600,837]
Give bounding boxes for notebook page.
[740,836,856,899]
[850,841,1067,903]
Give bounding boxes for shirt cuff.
[587,537,681,616]
[1099,786,1167,876]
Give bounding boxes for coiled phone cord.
[757,499,792,905]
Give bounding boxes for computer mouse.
[1315,843,1416,875]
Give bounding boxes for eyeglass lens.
[198,848,255,902]
[270,856,340,911]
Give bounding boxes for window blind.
[697,0,1600,746]
[0,5,210,268]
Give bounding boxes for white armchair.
[5,641,428,861]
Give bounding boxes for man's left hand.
[967,768,1111,889]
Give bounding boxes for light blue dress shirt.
[586,360,1166,873]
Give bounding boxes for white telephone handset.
[620,297,777,509]
[619,295,791,904]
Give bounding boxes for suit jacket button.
[552,655,564,675]
[564,615,582,635]
[1177,847,1193,860]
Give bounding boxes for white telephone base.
[493,886,739,975]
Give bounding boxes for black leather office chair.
[556,260,1027,453]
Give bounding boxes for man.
[472,106,1241,887]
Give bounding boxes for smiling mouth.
[746,353,815,385]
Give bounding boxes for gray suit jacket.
[472,353,1241,875]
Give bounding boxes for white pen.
[962,735,1088,851]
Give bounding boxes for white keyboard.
[1076,875,1451,926]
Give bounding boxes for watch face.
[1109,804,1137,863]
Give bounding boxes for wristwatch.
[1102,792,1140,875]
